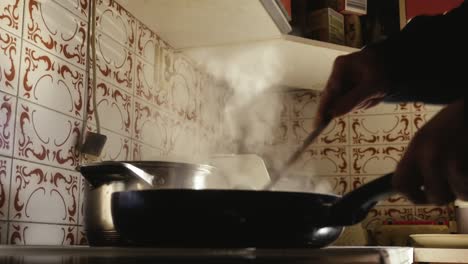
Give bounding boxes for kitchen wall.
[0,0,226,245]
[258,89,453,233]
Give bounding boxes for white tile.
[95,32,134,92]
[293,146,349,176]
[415,206,451,222]
[131,141,164,161]
[350,145,406,175]
[0,28,20,95]
[78,175,85,226]
[411,112,440,134]
[9,222,77,245]
[0,0,24,36]
[318,176,350,196]
[412,102,444,113]
[289,90,320,119]
[84,125,131,162]
[19,42,85,119]
[0,91,17,156]
[52,0,88,21]
[350,102,411,116]
[0,157,12,220]
[77,225,87,245]
[9,159,80,225]
[96,0,136,50]
[24,0,87,68]
[0,220,7,244]
[350,114,411,145]
[133,99,170,149]
[87,79,133,137]
[135,57,157,105]
[136,20,157,64]
[14,100,81,170]
[168,53,198,121]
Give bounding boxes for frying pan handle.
[330,173,395,226]
[79,161,154,188]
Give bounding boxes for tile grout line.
[6,0,29,244]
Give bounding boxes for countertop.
[0,246,414,264]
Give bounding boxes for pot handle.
[79,161,154,188]
[329,173,396,226]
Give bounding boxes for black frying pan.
[111,173,394,248]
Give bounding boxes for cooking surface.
[0,246,413,264]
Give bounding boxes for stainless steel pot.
[79,161,224,246]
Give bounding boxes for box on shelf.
[308,8,345,45]
[309,0,367,16]
[344,14,362,48]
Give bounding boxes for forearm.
[372,1,467,104]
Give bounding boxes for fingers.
[394,142,427,204]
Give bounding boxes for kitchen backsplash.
[0,0,227,245]
[0,0,454,246]
[255,89,453,232]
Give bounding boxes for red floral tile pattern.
[86,79,132,137]
[24,0,87,68]
[96,32,133,92]
[0,0,24,36]
[9,160,79,224]
[0,220,7,244]
[0,28,20,95]
[350,114,411,145]
[415,206,450,222]
[351,145,406,175]
[294,146,349,176]
[351,103,411,116]
[96,0,136,50]
[133,99,169,149]
[52,0,88,21]
[362,206,415,230]
[0,92,16,156]
[14,100,81,170]
[9,222,76,245]
[289,90,319,119]
[0,157,11,220]
[19,42,85,118]
[136,20,157,63]
[77,225,87,245]
[135,57,157,105]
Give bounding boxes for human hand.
[315,48,390,126]
[394,99,466,204]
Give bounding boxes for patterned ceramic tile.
[198,128,219,158]
[319,175,350,196]
[52,0,88,21]
[0,91,16,156]
[412,112,439,133]
[350,175,412,206]
[293,146,349,176]
[362,205,415,230]
[96,0,135,50]
[95,31,133,92]
[14,100,81,170]
[9,222,77,245]
[350,114,411,145]
[0,0,24,36]
[0,157,11,220]
[165,52,198,121]
[415,206,450,222]
[0,27,20,95]
[289,90,320,119]
[9,159,80,225]
[24,0,87,68]
[86,79,132,137]
[133,99,169,149]
[19,42,85,119]
[412,102,443,113]
[199,73,223,133]
[350,145,406,175]
[167,119,198,159]
[135,56,157,105]
[350,102,411,116]
[84,125,131,162]
[290,117,348,146]
[77,225,87,245]
[132,141,164,161]
[0,220,7,244]
[136,20,157,64]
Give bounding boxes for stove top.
[0,246,413,264]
